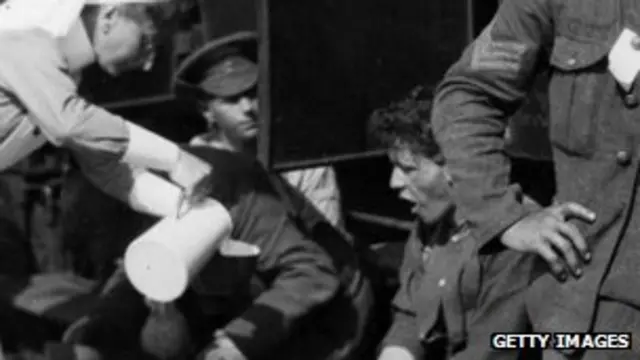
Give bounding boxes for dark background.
[266,0,473,166]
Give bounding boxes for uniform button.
[616,150,631,166]
[438,278,447,287]
[422,248,431,262]
[632,36,640,51]
[566,58,576,66]
[451,232,466,243]
[625,93,639,108]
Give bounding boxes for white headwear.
[0,0,85,37]
[0,0,171,37]
[85,0,171,3]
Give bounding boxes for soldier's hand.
[199,331,246,360]
[169,150,212,217]
[500,202,596,281]
[378,346,416,360]
[144,298,170,315]
[71,345,103,360]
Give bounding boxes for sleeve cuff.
[121,122,180,172]
[474,192,543,249]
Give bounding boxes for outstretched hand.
[501,202,596,281]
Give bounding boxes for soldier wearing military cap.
[174,32,260,151]
[432,0,640,359]
[0,0,213,223]
[173,31,345,228]
[61,31,375,360]
[173,31,259,105]
[62,144,377,360]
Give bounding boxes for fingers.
[170,150,212,189]
[175,180,211,219]
[554,221,591,262]
[554,202,596,223]
[534,238,567,282]
[175,191,190,219]
[72,345,103,360]
[540,202,594,280]
[190,174,213,203]
[144,298,168,315]
[504,202,595,282]
[542,229,581,279]
[538,214,590,279]
[169,150,212,218]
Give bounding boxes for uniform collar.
[416,209,469,245]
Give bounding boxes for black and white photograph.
[0,0,635,359]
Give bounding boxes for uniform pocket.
[548,37,613,156]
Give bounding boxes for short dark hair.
[368,85,440,158]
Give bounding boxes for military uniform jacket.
[184,147,371,360]
[382,218,536,360]
[432,0,640,334]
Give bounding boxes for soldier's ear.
[203,110,217,128]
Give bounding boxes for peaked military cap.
[172,31,258,100]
